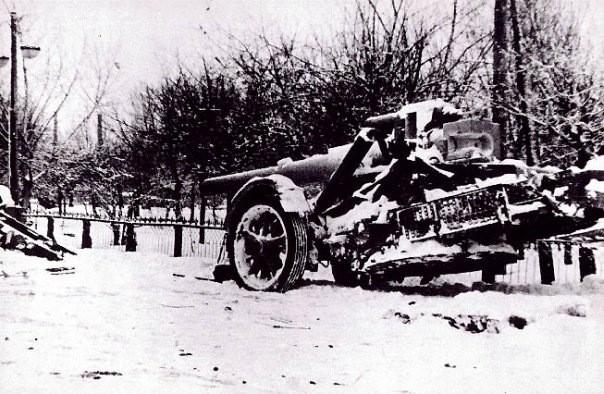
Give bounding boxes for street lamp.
[0,12,40,204]
[20,46,41,60]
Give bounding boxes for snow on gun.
[0,185,74,260]
[201,99,604,292]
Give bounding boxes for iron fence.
[26,214,226,261]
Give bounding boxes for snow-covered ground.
[1,249,604,393]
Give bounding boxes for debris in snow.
[159,304,195,309]
[507,315,528,329]
[394,312,413,324]
[272,324,311,330]
[387,308,534,333]
[385,309,528,334]
[81,371,123,379]
[45,266,75,275]
[45,267,74,273]
[556,303,588,317]
[440,314,502,334]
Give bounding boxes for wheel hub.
[233,205,288,290]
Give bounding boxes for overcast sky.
[1,0,603,129]
[13,0,347,103]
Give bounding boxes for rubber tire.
[331,261,360,287]
[227,196,308,292]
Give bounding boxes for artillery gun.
[201,99,604,292]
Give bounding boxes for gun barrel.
[200,145,351,196]
[201,141,386,196]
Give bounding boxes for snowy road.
[1,249,603,393]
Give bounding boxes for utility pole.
[9,12,19,203]
[1,13,39,207]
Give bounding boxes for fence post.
[537,241,555,284]
[125,223,137,252]
[111,222,121,245]
[563,244,573,265]
[174,224,183,257]
[47,216,55,241]
[579,247,596,281]
[199,197,206,243]
[81,219,92,249]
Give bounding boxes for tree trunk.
[57,187,64,215]
[189,180,196,223]
[116,184,124,218]
[510,0,533,165]
[21,168,33,211]
[492,0,509,158]
[174,179,182,220]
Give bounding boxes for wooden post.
[120,224,127,245]
[174,225,183,257]
[199,197,207,243]
[563,244,573,265]
[125,223,136,252]
[481,266,496,284]
[579,247,596,281]
[81,219,92,249]
[111,222,121,245]
[47,216,55,242]
[537,241,555,285]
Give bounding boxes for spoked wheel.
[228,198,308,292]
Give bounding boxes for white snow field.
[1,249,604,393]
